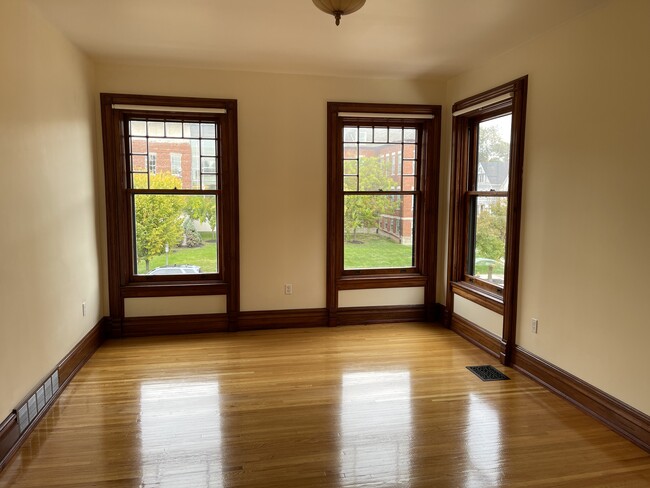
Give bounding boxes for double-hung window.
[447,77,527,362]
[100,94,239,330]
[327,102,441,321]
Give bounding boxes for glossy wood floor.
[1,323,649,487]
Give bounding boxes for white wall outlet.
[531,318,539,334]
[284,284,293,295]
[82,301,87,316]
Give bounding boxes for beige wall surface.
[94,63,445,313]
[445,0,650,413]
[0,1,102,418]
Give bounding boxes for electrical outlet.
[531,318,538,334]
[284,284,293,295]
[82,301,87,317]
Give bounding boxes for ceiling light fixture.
[312,0,366,26]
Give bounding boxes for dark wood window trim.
[450,281,504,315]
[327,102,441,325]
[446,77,527,364]
[100,93,240,333]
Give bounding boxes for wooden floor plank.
[1,323,648,487]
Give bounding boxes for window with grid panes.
[101,94,238,291]
[342,124,418,270]
[327,102,440,299]
[127,117,220,276]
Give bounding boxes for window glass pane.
[359,127,373,142]
[183,122,200,138]
[476,114,511,191]
[202,174,217,190]
[165,122,183,138]
[130,137,147,155]
[402,158,416,176]
[147,121,165,137]
[343,195,415,270]
[200,123,216,139]
[343,160,358,176]
[201,157,217,173]
[388,128,403,143]
[402,176,416,191]
[467,196,507,287]
[130,120,147,137]
[343,176,358,191]
[201,139,216,157]
[403,128,417,143]
[131,155,147,172]
[133,195,218,275]
[344,143,358,159]
[343,127,358,142]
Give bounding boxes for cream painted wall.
[94,63,445,313]
[0,0,102,418]
[454,295,503,338]
[338,287,424,308]
[124,296,227,317]
[445,0,650,413]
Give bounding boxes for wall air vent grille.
[15,370,61,434]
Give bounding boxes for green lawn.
[137,242,218,274]
[344,234,413,269]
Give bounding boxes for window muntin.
[341,124,419,272]
[125,116,221,278]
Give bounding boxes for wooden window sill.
[451,281,504,315]
[338,274,427,290]
[121,281,229,298]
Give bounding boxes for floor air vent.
[466,365,510,381]
[16,370,59,434]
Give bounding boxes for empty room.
[1,0,649,486]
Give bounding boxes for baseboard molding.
[238,308,328,331]
[432,303,449,326]
[336,305,425,326]
[450,313,501,359]
[0,317,106,471]
[512,346,650,453]
[121,313,229,337]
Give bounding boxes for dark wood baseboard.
[0,318,106,471]
[512,346,650,453]
[336,305,425,326]
[121,313,229,337]
[450,313,501,359]
[238,308,328,331]
[432,303,449,326]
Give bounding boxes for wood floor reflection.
[1,323,649,487]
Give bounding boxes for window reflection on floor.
[465,393,503,487]
[339,371,412,485]
[139,381,223,487]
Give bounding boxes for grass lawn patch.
[137,242,218,274]
[344,234,413,269]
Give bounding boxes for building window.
[100,93,240,318]
[327,102,441,321]
[447,77,527,361]
[170,153,182,177]
[148,153,157,174]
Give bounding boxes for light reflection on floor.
[339,371,412,485]
[464,393,503,487]
[139,380,223,487]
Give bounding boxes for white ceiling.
[30,0,604,79]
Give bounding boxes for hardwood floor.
[1,323,648,487]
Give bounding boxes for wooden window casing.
[327,102,441,324]
[100,94,240,333]
[447,77,528,364]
